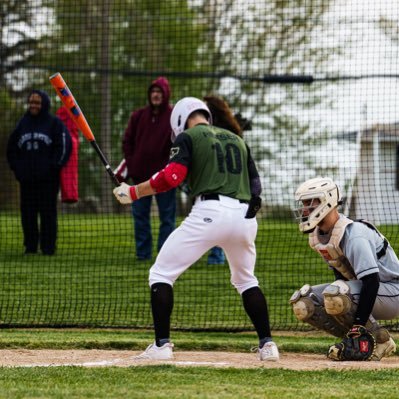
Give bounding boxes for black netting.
[1,0,399,331]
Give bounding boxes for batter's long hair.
[203,95,243,138]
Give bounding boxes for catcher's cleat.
[134,342,174,360]
[255,341,280,361]
[371,337,396,361]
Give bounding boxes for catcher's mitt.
[327,325,376,361]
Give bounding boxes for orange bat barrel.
[49,73,95,141]
[49,72,120,186]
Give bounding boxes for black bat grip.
[90,140,120,187]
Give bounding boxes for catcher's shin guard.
[322,280,356,330]
[290,284,347,337]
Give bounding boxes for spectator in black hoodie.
[7,90,72,255]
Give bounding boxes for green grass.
[0,329,396,399]
[0,366,398,399]
[0,329,398,398]
[1,226,397,399]
[1,213,399,331]
[0,329,333,352]
[0,328,397,355]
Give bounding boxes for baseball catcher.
[291,177,398,361]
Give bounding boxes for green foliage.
[0,90,24,210]
[1,1,344,203]
[34,0,207,200]
[0,1,42,93]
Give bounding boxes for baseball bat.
[49,72,120,186]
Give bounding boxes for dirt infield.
[1,349,398,369]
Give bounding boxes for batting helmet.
[294,177,342,233]
[170,97,212,142]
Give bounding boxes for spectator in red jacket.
[56,106,79,203]
[121,77,176,260]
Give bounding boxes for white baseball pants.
[149,194,259,294]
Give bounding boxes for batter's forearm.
[130,180,156,200]
[130,162,188,199]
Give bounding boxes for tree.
[38,0,205,209]
[2,1,342,210]
[0,0,52,94]
[195,0,338,207]
[0,1,52,210]
[0,89,23,210]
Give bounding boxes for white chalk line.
[8,358,124,368]
[6,358,231,368]
[171,361,230,366]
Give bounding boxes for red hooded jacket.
[56,106,79,203]
[122,77,173,184]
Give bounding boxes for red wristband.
[129,185,140,201]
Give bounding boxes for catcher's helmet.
[170,97,212,142]
[294,177,341,233]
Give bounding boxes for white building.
[347,123,399,225]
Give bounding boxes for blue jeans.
[207,246,225,264]
[131,189,176,259]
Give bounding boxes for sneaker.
[256,341,280,361]
[371,337,396,361]
[134,342,174,360]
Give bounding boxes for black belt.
[200,193,248,204]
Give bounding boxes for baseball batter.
[114,97,279,361]
[292,177,399,361]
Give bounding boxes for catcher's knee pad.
[322,280,353,316]
[290,284,316,321]
[290,284,347,338]
[322,280,357,331]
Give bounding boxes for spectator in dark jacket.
[7,90,72,255]
[121,77,176,260]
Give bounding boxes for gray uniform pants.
[311,279,399,321]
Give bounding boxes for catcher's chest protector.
[309,218,356,280]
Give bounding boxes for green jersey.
[170,124,253,201]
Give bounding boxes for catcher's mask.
[294,177,342,233]
[170,97,212,142]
